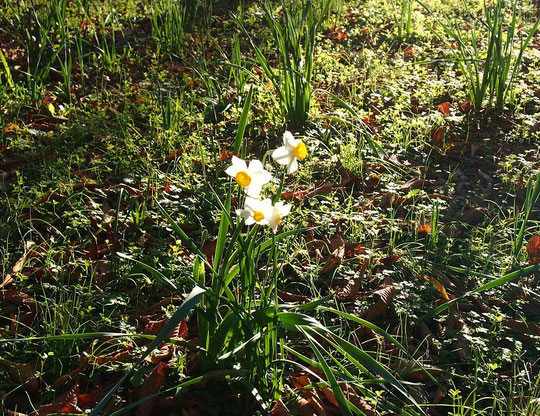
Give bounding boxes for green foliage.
[243,0,334,130]
[420,0,540,110]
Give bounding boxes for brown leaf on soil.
[220,148,233,161]
[136,362,168,416]
[343,385,376,416]
[145,318,168,335]
[278,289,309,302]
[379,255,401,268]
[36,384,80,415]
[336,277,363,301]
[364,286,399,321]
[329,28,348,41]
[420,275,450,301]
[403,46,414,61]
[88,231,99,260]
[0,358,39,392]
[35,191,68,205]
[270,400,293,416]
[52,361,88,388]
[418,224,431,234]
[296,397,317,416]
[202,239,218,265]
[156,148,183,163]
[505,319,540,337]
[459,207,486,225]
[526,235,540,265]
[307,239,327,260]
[77,386,107,409]
[177,318,188,340]
[3,122,19,133]
[145,319,187,364]
[94,347,132,364]
[321,235,345,274]
[438,102,452,115]
[1,241,35,289]
[281,190,307,201]
[344,243,366,259]
[432,127,444,146]
[364,173,380,192]
[0,290,37,309]
[458,99,472,114]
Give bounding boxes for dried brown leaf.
[136,362,168,416]
[0,358,39,392]
[526,235,540,265]
[1,241,35,289]
[365,286,399,321]
[321,235,345,274]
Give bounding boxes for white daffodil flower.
[236,197,273,225]
[268,201,292,232]
[271,131,307,174]
[225,156,272,198]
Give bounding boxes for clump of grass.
[420,0,540,110]
[241,0,334,130]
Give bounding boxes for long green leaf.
[420,263,540,321]
[234,86,253,156]
[90,285,206,415]
[301,328,353,416]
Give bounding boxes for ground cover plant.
[0,0,539,414]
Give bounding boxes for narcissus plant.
[225,156,272,198]
[272,131,308,174]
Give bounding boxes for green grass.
[0,0,539,414]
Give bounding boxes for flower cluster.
[225,131,307,232]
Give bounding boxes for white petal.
[245,217,256,225]
[275,202,292,218]
[236,209,252,221]
[243,197,260,211]
[251,169,272,187]
[260,198,274,210]
[272,146,292,166]
[283,131,297,149]
[225,165,240,178]
[245,184,262,198]
[287,158,298,174]
[268,216,280,232]
[231,156,248,171]
[247,159,264,172]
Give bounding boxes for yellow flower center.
[253,211,264,222]
[235,171,252,187]
[293,142,307,160]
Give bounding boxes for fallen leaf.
[418,224,431,234]
[270,400,293,416]
[321,235,345,274]
[0,290,37,309]
[88,231,98,259]
[0,358,39,392]
[364,285,399,321]
[3,123,18,133]
[36,384,80,415]
[526,235,540,265]
[420,275,450,301]
[136,362,168,416]
[1,241,35,289]
[432,127,444,146]
[438,102,452,115]
[343,385,376,416]
[458,99,472,114]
